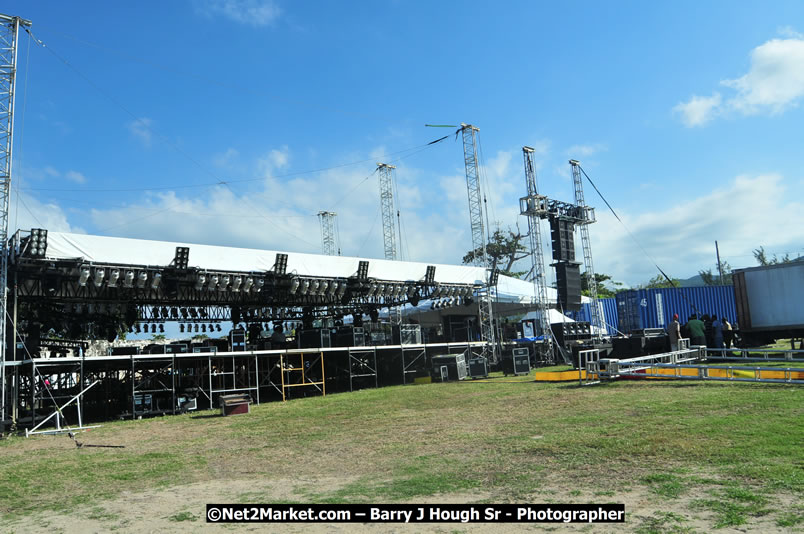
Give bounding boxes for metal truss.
[459,124,496,362]
[520,147,552,354]
[569,160,602,340]
[377,163,398,261]
[317,211,338,256]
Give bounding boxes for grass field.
[2,376,802,533]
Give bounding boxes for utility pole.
[569,160,602,341]
[458,124,496,363]
[715,241,723,285]
[520,147,552,354]
[317,211,338,256]
[377,163,402,324]
[0,13,31,432]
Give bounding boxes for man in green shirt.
[686,315,707,346]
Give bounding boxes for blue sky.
[5,0,804,287]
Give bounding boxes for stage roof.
[43,231,566,305]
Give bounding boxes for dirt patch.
[4,476,798,533]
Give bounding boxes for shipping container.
[733,262,804,338]
[567,298,619,335]
[616,286,737,334]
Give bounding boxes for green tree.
[639,274,681,289]
[462,227,529,278]
[698,260,732,285]
[581,272,624,298]
[151,333,166,341]
[753,246,792,266]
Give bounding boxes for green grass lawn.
[1,379,802,531]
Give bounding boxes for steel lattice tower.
[459,124,496,362]
[377,163,397,261]
[569,160,603,340]
[317,211,338,256]
[520,147,552,352]
[0,14,29,431]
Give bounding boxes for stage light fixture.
[489,268,500,286]
[375,284,385,297]
[209,323,214,331]
[318,280,329,296]
[26,228,48,257]
[151,272,162,289]
[135,324,141,333]
[310,280,320,295]
[78,266,91,287]
[119,270,134,288]
[328,281,338,296]
[231,276,243,292]
[195,273,207,290]
[219,275,231,291]
[216,324,222,332]
[93,269,105,288]
[180,324,185,333]
[274,253,288,275]
[201,324,207,333]
[336,282,347,298]
[357,260,369,279]
[137,271,148,288]
[173,246,190,269]
[289,278,300,294]
[151,324,157,333]
[243,277,254,292]
[159,324,165,333]
[425,265,436,285]
[106,269,120,288]
[194,324,200,333]
[255,278,265,292]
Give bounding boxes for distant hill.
[678,274,707,287]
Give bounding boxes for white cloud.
[65,170,87,184]
[127,117,153,147]
[589,173,804,285]
[196,0,281,27]
[566,143,607,157]
[674,93,722,127]
[676,33,804,126]
[10,192,83,234]
[213,148,240,168]
[721,37,804,115]
[258,145,291,177]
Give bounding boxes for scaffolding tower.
[377,163,401,324]
[459,124,496,363]
[520,147,552,350]
[569,160,602,340]
[317,211,338,256]
[377,163,398,261]
[1,14,31,431]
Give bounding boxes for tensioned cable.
[356,205,382,257]
[578,165,680,290]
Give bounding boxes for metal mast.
[520,147,552,353]
[377,163,402,324]
[569,160,602,340]
[377,163,397,261]
[317,211,338,256]
[459,123,496,362]
[1,14,29,430]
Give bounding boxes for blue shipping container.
[567,298,619,335]
[615,286,737,333]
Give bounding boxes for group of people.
[667,313,734,350]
